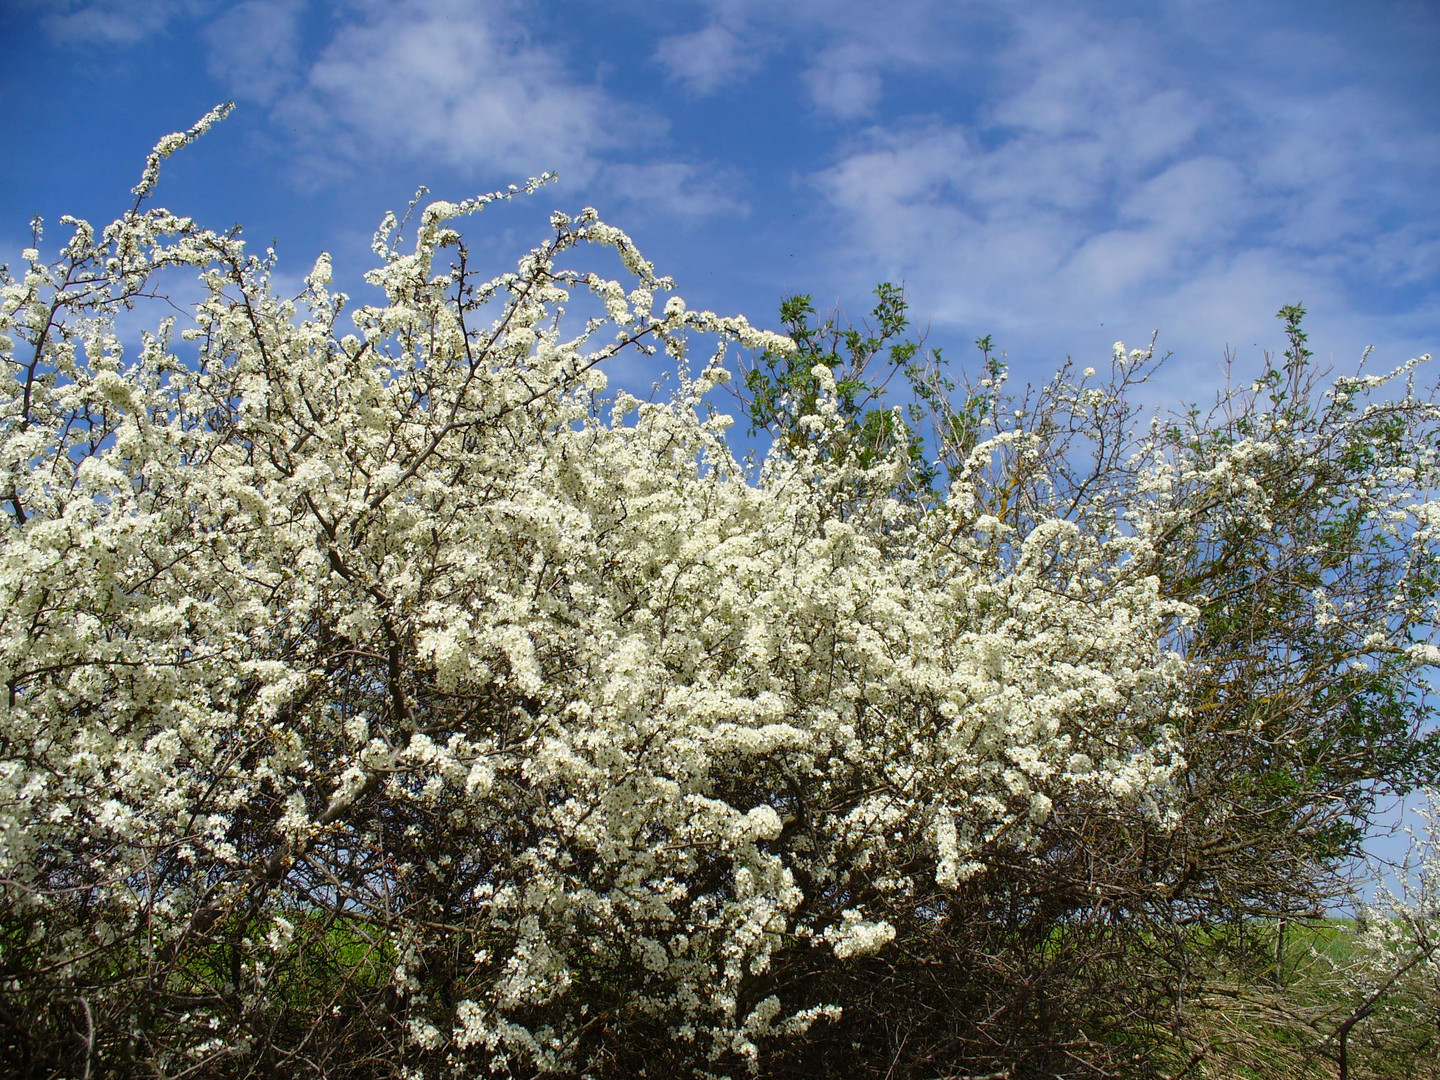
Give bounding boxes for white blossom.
[17,111,1434,1078]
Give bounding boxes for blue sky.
[3,0,1437,401]
[2,0,1438,886]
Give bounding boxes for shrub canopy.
[2,110,1438,1079]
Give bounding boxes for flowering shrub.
[735,286,1440,1076]
[1,110,1436,1079]
[1330,792,1440,1079]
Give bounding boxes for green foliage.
[1160,308,1439,888]
[740,283,950,496]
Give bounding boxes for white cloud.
[655,0,972,117]
[648,0,1433,384]
[803,4,1438,383]
[16,0,1434,387]
[596,162,749,222]
[203,0,302,106]
[43,0,742,220]
[265,0,654,185]
[656,23,756,94]
[802,44,885,120]
[1120,157,1246,236]
[229,0,762,224]
[1054,157,1251,297]
[19,0,219,44]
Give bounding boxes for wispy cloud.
[802,4,1439,376]
[656,0,976,117]
[196,0,751,220]
[802,43,886,120]
[13,0,1435,375]
[595,162,749,222]
[18,0,760,222]
[641,0,1434,376]
[655,23,758,95]
[251,1,652,186]
[19,0,219,44]
[202,0,301,107]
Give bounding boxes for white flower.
[824,910,897,959]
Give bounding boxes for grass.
[1166,919,1440,1080]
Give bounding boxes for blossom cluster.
[4,115,1433,1078]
